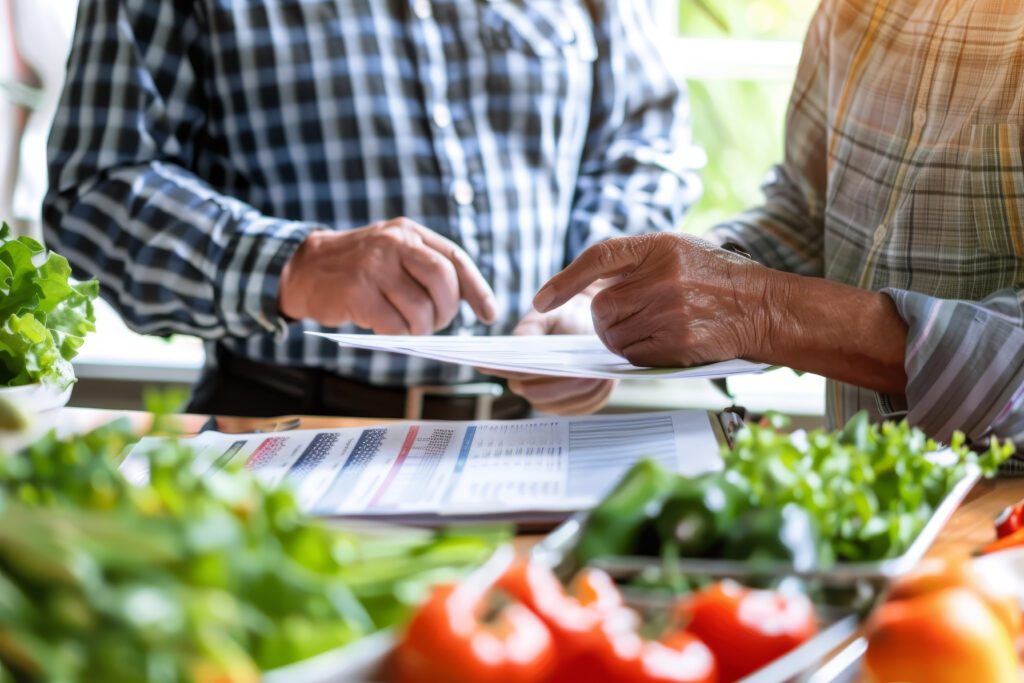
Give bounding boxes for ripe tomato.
[394,583,555,683]
[677,581,815,683]
[864,587,1019,683]
[886,557,1022,638]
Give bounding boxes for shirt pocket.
[478,0,598,63]
[970,123,1024,258]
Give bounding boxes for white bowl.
[0,383,73,452]
[0,382,73,414]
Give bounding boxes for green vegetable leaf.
[0,224,96,389]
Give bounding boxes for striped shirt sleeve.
[565,0,702,261]
[704,1,831,276]
[42,0,316,339]
[883,288,1024,446]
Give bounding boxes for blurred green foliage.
[678,0,820,234]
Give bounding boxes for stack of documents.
[121,411,725,524]
[310,333,769,381]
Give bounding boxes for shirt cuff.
[216,222,316,338]
[882,287,1024,444]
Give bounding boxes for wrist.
[745,266,793,362]
[720,249,791,361]
[277,229,327,320]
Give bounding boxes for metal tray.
[533,533,868,683]
[533,464,981,584]
[525,465,983,683]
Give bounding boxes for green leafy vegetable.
[578,412,1015,568]
[0,415,507,681]
[0,223,98,389]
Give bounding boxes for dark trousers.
[186,344,532,420]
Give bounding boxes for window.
[668,0,819,233]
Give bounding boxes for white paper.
[121,411,724,521]
[308,333,768,381]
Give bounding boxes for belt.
[189,344,532,421]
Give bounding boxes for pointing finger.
[401,246,460,330]
[533,237,650,313]
[414,225,498,324]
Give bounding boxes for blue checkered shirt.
[43,0,700,387]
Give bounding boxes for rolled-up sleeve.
[884,287,1024,446]
[43,0,316,339]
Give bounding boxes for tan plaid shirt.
[710,0,1024,447]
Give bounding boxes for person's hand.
[278,218,497,334]
[532,233,778,368]
[479,293,618,416]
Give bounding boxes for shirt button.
[432,103,452,128]
[556,21,576,44]
[452,180,475,206]
[873,224,887,245]
[412,0,431,20]
[913,108,927,128]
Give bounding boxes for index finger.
[414,225,498,324]
[533,238,647,313]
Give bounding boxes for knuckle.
[626,237,649,264]
[377,227,405,247]
[420,248,448,271]
[592,241,618,270]
[447,244,470,267]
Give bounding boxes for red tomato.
[571,567,625,614]
[394,583,555,683]
[610,630,718,683]
[678,581,815,683]
[499,563,717,683]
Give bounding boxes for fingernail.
[533,287,553,312]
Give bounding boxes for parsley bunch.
[724,412,1014,562]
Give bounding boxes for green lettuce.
[0,223,98,389]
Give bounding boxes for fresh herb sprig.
[727,412,1013,562]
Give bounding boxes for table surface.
[56,407,1024,563]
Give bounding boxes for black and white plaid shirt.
[44,0,699,387]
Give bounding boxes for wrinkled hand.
[533,233,776,368]
[278,218,497,334]
[479,295,618,416]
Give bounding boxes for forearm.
[44,165,314,338]
[757,272,908,396]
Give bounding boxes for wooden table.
[927,476,1024,561]
[55,407,1024,562]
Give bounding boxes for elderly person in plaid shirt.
[43,1,699,419]
[538,0,1024,447]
